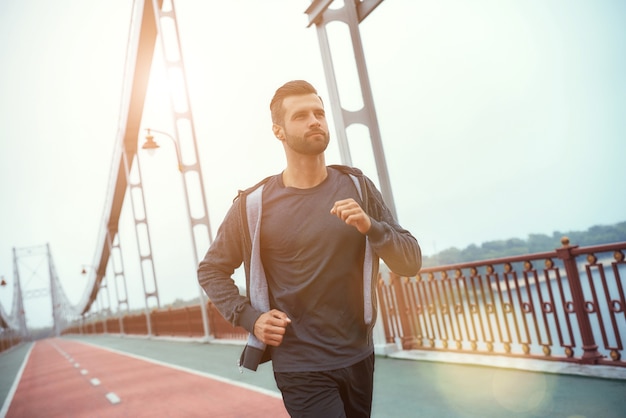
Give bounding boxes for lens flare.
[491,368,550,413]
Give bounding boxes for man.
[198,80,421,417]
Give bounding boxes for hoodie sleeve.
[197,197,263,333]
[363,176,422,277]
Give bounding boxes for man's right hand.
[253,309,291,347]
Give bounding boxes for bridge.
[1,1,625,416]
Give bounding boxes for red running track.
[5,338,289,417]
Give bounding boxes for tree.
[424,221,626,266]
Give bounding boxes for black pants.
[274,353,375,418]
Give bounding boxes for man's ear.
[272,124,284,141]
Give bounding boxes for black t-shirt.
[260,167,373,372]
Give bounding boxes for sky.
[1,0,625,329]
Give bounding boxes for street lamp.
[80,265,97,276]
[80,264,111,334]
[143,128,183,172]
[141,127,212,340]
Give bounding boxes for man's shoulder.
[235,173,278,201]
[328,164,364,177]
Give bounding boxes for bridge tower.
[1,244,78,337]
[305,0,396,218]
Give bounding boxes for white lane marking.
[105,392,121,404]
[0,342,35,417]
[14,340,124,412]
[74,339,283,399]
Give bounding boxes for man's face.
[274,93,330,156]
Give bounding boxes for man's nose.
[308,114,322,126]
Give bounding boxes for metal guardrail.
[63,303,247,341]
[0,330,21,354]
[378,238,626,367]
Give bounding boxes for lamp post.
[142,128,212,340]
[143,129,183,172]
[81,265,111,334]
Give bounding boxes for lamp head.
[142,129,160,155]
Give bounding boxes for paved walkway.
[2,338,286,417]
[1,335,625,417]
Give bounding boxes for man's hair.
[270,80,321,125]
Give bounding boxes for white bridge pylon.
[0,243,81,337]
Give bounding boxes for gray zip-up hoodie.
[197,165,421,371]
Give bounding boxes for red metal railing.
[378,238,626,367]
[0,330,21,354]
[62,302,248,340]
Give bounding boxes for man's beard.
[284,129,330,155]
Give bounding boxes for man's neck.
[282,156,327,189]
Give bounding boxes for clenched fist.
[254,309,291,347]
[330,198,371,234]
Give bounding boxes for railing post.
[118,314,125,335]
[556,237,603,364]
[207,302,216,338]
[389,272,417,349]
[185,307,191,336]
[376,274,395,343]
